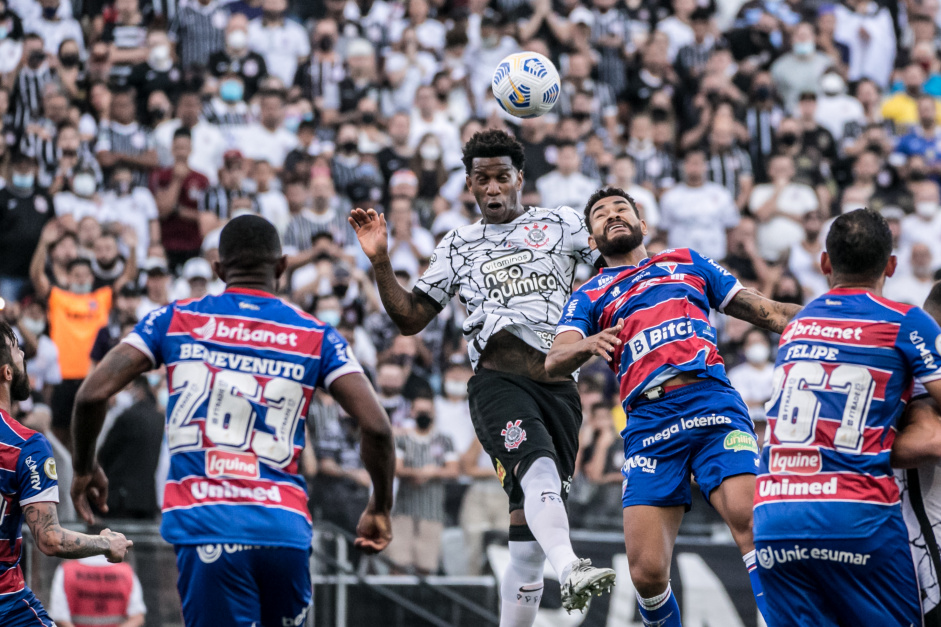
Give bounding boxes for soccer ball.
[491,52,561,119]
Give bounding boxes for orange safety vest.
[62,560,134,627]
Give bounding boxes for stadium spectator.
[750,153,819,262]
[388,394,458,574]
[49,552,146,627]
[246,0,309,87]
[151,128,210,271]
[30,221,135,445]
[95,86,158,186]
[168,0,228,71]
[659,148,739,261]
[153,89,225,183]
[135,257,171,319]
[770,22,832,111]
[236,89,297,170]
[535,142,599,209]
[0,153,52,302]
[728,328,775,447]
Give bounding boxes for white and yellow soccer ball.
[491,51,561,119]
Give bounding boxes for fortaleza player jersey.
[123,288,363,549]
[0,410,58,600]
[557,248,744,410]
[753,288,941,541]
[414,206,597,369]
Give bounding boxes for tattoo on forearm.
[25,504,108,559]
[725,291,800,334]
[372,259,435,332]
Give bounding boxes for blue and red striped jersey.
[557,248,744,411]
[123,287,363,549]
[753,288,941,540]
[0,410,58,600]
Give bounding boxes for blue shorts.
[756,514,921,627]
[621,379,759,509]
[175,544,312,627]
[0,588,54,626]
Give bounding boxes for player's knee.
[519,456,561,495]
[628,558,671,597]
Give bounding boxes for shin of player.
[549,188,802,625]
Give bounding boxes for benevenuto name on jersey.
[175,343,308,382]
[168,310,325,359]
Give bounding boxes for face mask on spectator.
[420,143,441,161]
[339,141,358,154]
[361,113,377,125]
[753,86,771,101]
[146,372,163,388]
[745,343,770,365]
[793,41,814,57]
[263,9,283,22]
[650,107,670,122]
[115,179,132,195]
[227,29,248,50]
[910,169,928,181]
[70,281,92,294]
[59,54,80,68]
[916,201,939,218]
[0,25,8,40]
[415,413,433,430]
[149,44,171,69]
[318,36,334,52]
[444,379,467,399]
[72,173,96,197]
[157,386,169,409]
[220,79,244,102]
[41,6,56,19]
[149,106,170,122]
[11,172,34,190]
[778,133,798,147]
[318,309,341,326]
[27,50,45,68]
[20,317,45,336]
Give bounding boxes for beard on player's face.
[594,222,644,258]
[10,364,29,402]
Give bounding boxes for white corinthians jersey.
[415,206,597,370]
[898,382,941,621]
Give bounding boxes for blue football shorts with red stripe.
[0,589,55,626]
[621,379,760,509]
[755,512,921,627]
[175,544,311,627]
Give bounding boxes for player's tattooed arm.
[24,502,133,562]
[723,289,802,334]
[350,208,438,335]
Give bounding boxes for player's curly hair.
[461,129,525,175]
[583,187,639,235]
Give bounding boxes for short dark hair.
[218,214,282,271]
[461,129,525,175]
[66,257,93,273]
[173,127,192,141]
[825,208,892,281]
[0,320,16,370]
[583,187,639,235]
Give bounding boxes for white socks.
[520,457,579,583]
[500,540,545,627]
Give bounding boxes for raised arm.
[71,343,153,523]
[24,501,133,562]
[30,221,61,300]
[722,288,802,334]
[891,397,941,469]
[545,321,625,377]
[349,208,438,335]
[329,371,395,554]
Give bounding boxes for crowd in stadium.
[0,0,938,583]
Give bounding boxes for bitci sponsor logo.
[769,446,822,475]
[206,450,260,479]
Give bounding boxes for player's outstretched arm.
[349,208,438,335]
[546,322,624,377]
[723,288,802,334]
[329,371,395,554]
[891,397,941,468]
[24,501,133,562]
[71,343,153,524]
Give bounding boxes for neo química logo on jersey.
[481,250,558,305]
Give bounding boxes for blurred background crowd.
[0,0,938,597]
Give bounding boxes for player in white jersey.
[894,281,941,626]
[350,129,615,622]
